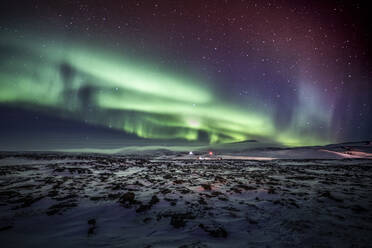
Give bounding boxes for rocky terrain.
[0,153,371,247]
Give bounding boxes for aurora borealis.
[0,0,371,149]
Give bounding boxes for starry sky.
[0,0,371,150]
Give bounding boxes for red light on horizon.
[209,151,213,155]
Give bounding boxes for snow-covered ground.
[0,153,371,247]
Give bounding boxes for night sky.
[0,0,371,150]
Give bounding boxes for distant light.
[209,151,213,155]
[189,151,193,155]
[187,119,200,128]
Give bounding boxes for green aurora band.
[0,34,331,147]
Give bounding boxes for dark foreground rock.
[0,153,371,247]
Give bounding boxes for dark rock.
[149,195,159,205]
[351,205,367,213]
[178,241,208,248]
[169,212,195,228]
[173,180,184,184]
[267,187,276,194]
[88,218,96,225]
[179,188,191,194]
[211,191,224,197]
[88,226,96,235]
[46,201,78,216]
[17,195,44,208]
[136,204,151,213]
[164,174,172,179]
[247,218,258,224]
[119,192,135,204]
[201,184,212,190]
[319,191,343,202]
[231,187,242,193]
[0,225,12,232]
[237,184,256,190]
[143,217,152,223]
[160,188,172,194]
[47,190,58,197]
[199,223,228,238]
[136,194,160,212]
[198,197,207,205]
[90,196,105,201]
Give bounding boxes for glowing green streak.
[0,32,332,146]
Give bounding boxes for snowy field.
[0,153,371,247]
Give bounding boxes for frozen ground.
[0,153,371,247]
